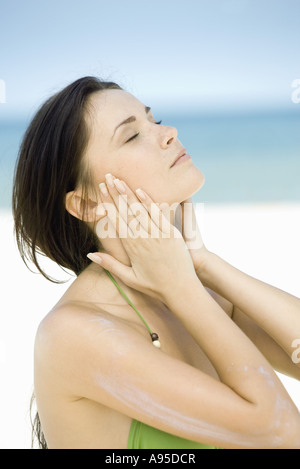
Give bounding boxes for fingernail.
[99,182,109,197]
[114,179,126,193]
[105,173,115,188]
[136,188,146,200]
[87,253,103,263]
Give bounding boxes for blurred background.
[0,0,299,448]
[1,0,300,206]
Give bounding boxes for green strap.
[104,269,153,336]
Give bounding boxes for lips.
[170,148,188,168]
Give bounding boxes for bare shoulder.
[205,287,233,318]
[35,302,88,347]
[34,302,125,373]
[36,300,121,344]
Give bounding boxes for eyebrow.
[112,106,151,138]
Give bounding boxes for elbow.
[249,402,300,449]
[271,412,300,449]
[264,422,300,449]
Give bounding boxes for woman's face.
[84,89,204,204]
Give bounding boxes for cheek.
[116,155,162,192]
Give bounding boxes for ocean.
[0,109,299,208]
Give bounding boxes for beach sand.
[1,203,300,449]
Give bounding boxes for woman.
[13,77,300,449]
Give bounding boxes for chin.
[190,167,205,194]
[149,167,205,205]
[175,167,205,203]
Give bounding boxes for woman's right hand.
[177,196,211,276]
[87,174,199,302]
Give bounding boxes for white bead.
[152,340,161,348]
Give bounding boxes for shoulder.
[35,302,91,348]
[34,299,148,370]
[34,302,124,373]
[34,300,161,404]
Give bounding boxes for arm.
[43,280,300,450]
[233,306,300,380]
[197,252,300,370]
[179,198,300,376]
[82,180,300,448]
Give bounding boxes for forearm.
[198,253,300,361]
[164,278,284,404]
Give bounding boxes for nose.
[160,125,178,149]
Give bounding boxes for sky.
[0,0,300,118]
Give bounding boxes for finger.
[135,188,176,237]
[104,175,155,235]
[103,175,175,239]
[108,176,154,229]
[113,178,151,235]
[99,180,134,239]
[99,178,149,241]
[86,252,137,288]
[104,175,152,237]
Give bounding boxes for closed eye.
[125,121,162,144]
[125,133,139,143]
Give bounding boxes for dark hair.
[12,76,122,448]
[13,76,121,283]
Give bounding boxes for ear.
[65,190,106,222]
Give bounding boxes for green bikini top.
[105,269,217,450]
[128,419,217,449]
